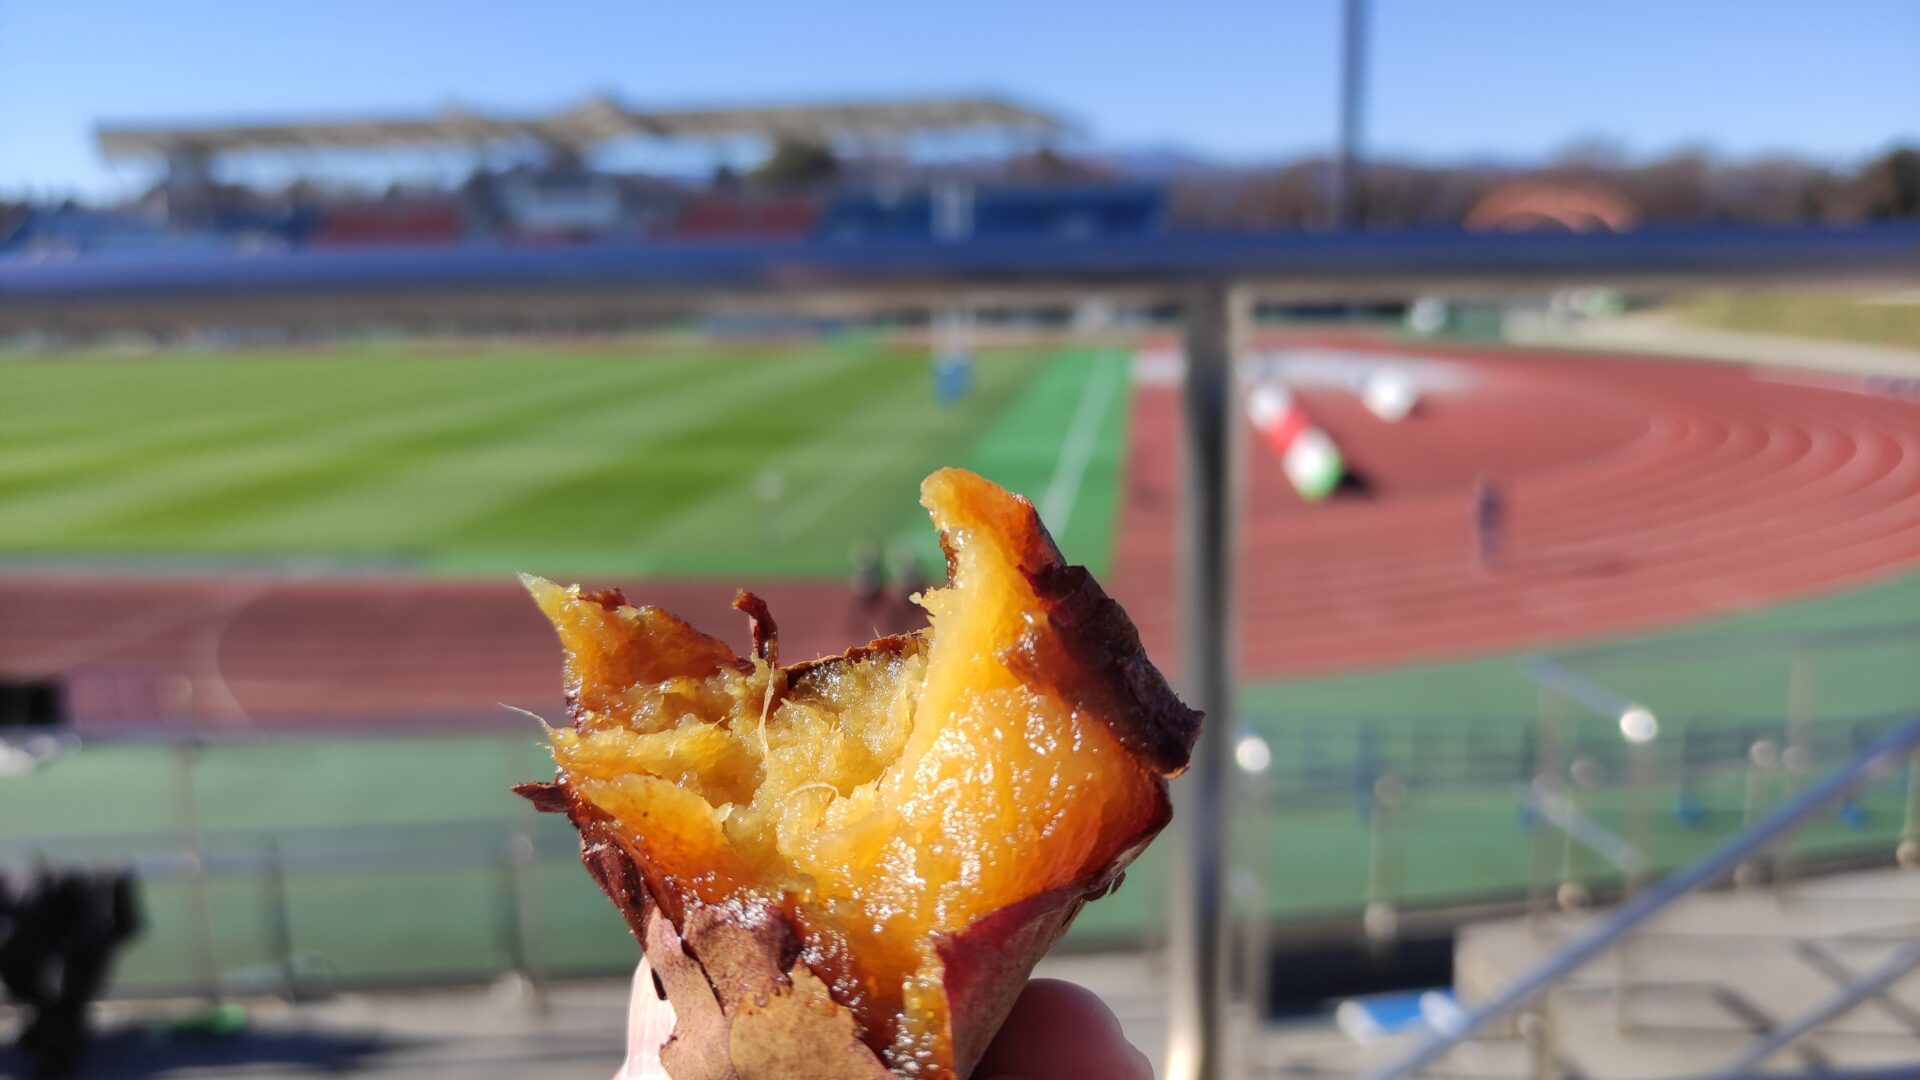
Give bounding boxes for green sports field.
[0,340,1131,577]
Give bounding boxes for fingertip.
[621,959,676,1079]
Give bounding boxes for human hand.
[613,959,1153,1080]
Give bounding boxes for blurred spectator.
[886,543,929,618]
[0,868,143,1079]
[1472,474,1505,570]
[848,541,884,627]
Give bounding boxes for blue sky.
[2,0,1916,199]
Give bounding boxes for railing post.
[1617,732,1656,1035]
[1736,738,1780,887]
[1778,652,1815,898]
[261,838,300,1000]
[1365,772,1405,953]
[173,740,221,1004]
[1365,718,1920,1080]
[1527,689,1564,933]
[1520,1002,1556,1080]
[1227,865,1268,1080]
[498,823,546,1011]
[1166,280,1241,1080]
[1900,750,1920,870]
[1556,756,1591,913]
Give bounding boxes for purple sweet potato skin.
[516,779,892,1079]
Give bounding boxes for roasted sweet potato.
[518,467,1200,1079]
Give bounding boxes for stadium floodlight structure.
[7,224,1920,1080]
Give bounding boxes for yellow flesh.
[537,470,1156,1077]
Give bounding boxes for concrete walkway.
[1260,866,1920,1079]
[1,953,1175,1079]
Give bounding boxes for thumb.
[614,959,677,1080]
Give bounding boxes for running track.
[1115,334,1920,677]
[5,338,1918,732]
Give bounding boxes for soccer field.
[0,340,1132,578]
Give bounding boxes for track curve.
[1111,335,1920,678]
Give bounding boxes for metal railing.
[1367,715,1920,1080]
[0,815,602,1003]
[0,726,632,1003]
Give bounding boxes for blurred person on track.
[847,540,884,627]
[886,542,929,621]
[1472,474,1505,570]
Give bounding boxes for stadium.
[4,61,1920,1080]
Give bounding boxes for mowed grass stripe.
[216,345,865,552]
[3,349,740,525]
[3,358,706,548]
[0,357,595,503]
[633,352,1041,577]
[439,346,913,574]
[1,344,1116,578]
[0,344,678,441]
[0,358,649,545]
[0,349,527,446]
[93,356,740,547]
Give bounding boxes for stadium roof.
[95,95,1067,160]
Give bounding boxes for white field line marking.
[1040,359,1123,538]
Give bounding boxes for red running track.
[4,337,1917,732]
[1112,335,1920,678]
[0,576,926,733]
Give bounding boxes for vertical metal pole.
[498,736,549,1008]
[1625,740,1654,896]
[262,839,299,1000]
[1364,773,1404,956]
[1226,865,1267,1080]
[1334,0,1369,229]
[173,741,220,1003]
[1785,652,1814,762]
[1524,1000,1557,1080]
[1527,689,1563,932]
[505,824,548,1010]
[1167,281,1239,1080]
[1897,752,1920,869]
[1779,652,1814,896]
[1619,736,1653,1034]
[1738,739,1779,887]
[1556,796,1581,902]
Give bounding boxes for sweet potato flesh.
[533,469,1165,1077]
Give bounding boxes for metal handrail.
[1711,937,1920,1078]
[1524,656,1652,734]
[1365,715,1920,1080]
[1519,781,1642,875]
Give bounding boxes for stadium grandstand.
[0,94,1170,259]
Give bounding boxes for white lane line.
[1039,358,1123,538]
